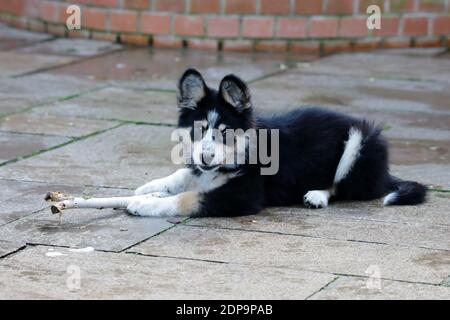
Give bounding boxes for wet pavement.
[0,23,449,299]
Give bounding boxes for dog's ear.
[219,74,252,113]
[178,68,207,110]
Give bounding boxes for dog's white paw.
[303,190,328,209]
[127,199,158,216]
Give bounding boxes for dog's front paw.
[127,199,158,216]
[303,191,328,209]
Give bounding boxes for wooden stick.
[44,191,148,214]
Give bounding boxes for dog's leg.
[127,191,201,217]
[134,168,193,196]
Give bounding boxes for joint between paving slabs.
[0,122,126,168]
[305,275,340,300]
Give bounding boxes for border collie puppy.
[127,69,427,217]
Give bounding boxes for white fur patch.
[207,110,219,127]
[383,192,398,206]
[303,190,330,208]
[334,127,363,184]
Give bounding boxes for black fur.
[177,69,428,217]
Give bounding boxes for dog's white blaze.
[334,127,363,184]
[207,110,219,127]
[383,192,397,206]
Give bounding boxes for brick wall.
[1,0,449,54]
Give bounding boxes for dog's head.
[176,68,256,172]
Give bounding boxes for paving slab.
[297,52,450,84]
[0,246,335,299]
[0,131,69,164]
[0,240,24,258]
[48,48,309,90]
[186,196,450,251]
[0,185,174,252]
[374,48,448,57]
[309,276,450,300]
[0,74,100,116]
[0,23,51,50]
[0,180,84,226]
[391,164,450,189]
[34,87,178,124]
[129,225,450,284]
[16,38,122,57]
[0,51,76,77]
[0,124,179,188]
[0,112,119,137]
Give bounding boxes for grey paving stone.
[34,87,178,124]
[0,112,119,137]
[0,124,179,188]
[0,131,69,164]
[0,180,84,226]
[186,196,450,251]
[0,246,335,299]
[0,51,76,77]
[0,74,100,115]
[16,38,122,57]
[49,48,306,90]
[298,52,450,84]
[0,23,51,50]
[374,48,448,57]
[309,276,450,300]
[129,225,450,284]
[392,164,450,189]
[0,240,24,258]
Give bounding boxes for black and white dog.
[127,68,427,217]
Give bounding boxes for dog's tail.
[383,175,427,206]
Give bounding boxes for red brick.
[29,20,46,33]
[92,31,117,42]
[382,37,411,48]
[403,17,429,36]
[174,16,204,36]
[67,29,90,39]
[153,35,183,49]
[432,16,450,35]
[326,0,353,14]
[339,17,368,37]
[110,11,137,32]
[154,0,185,13]
[277,18,307,38]
[373,17,399,36]
[1,0,24,15]
[295,0,322,15]
[40,1,59,23]
[187,39,218,50]
[323,40,352,54]
[419,0,445,12]
[242,17,274,38]
[190,0,221,13]
[140,13,171,35]
[91,0,118,7]
[47,23,67,36]
[225,0,256,14]
[260,0,290,15]
[124,0,150,10]
[352,38,382,51]
[291,41,321,54]
[309,18,339,38]
[359,0,385,13]
[23,0,41,19]
[255,40,288,52]
[414,36,442,47]
[390,0,415,12]
[121,34,150,46]
[207,17,239,37]
[83,8,107,30]
[221,40,251,52]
